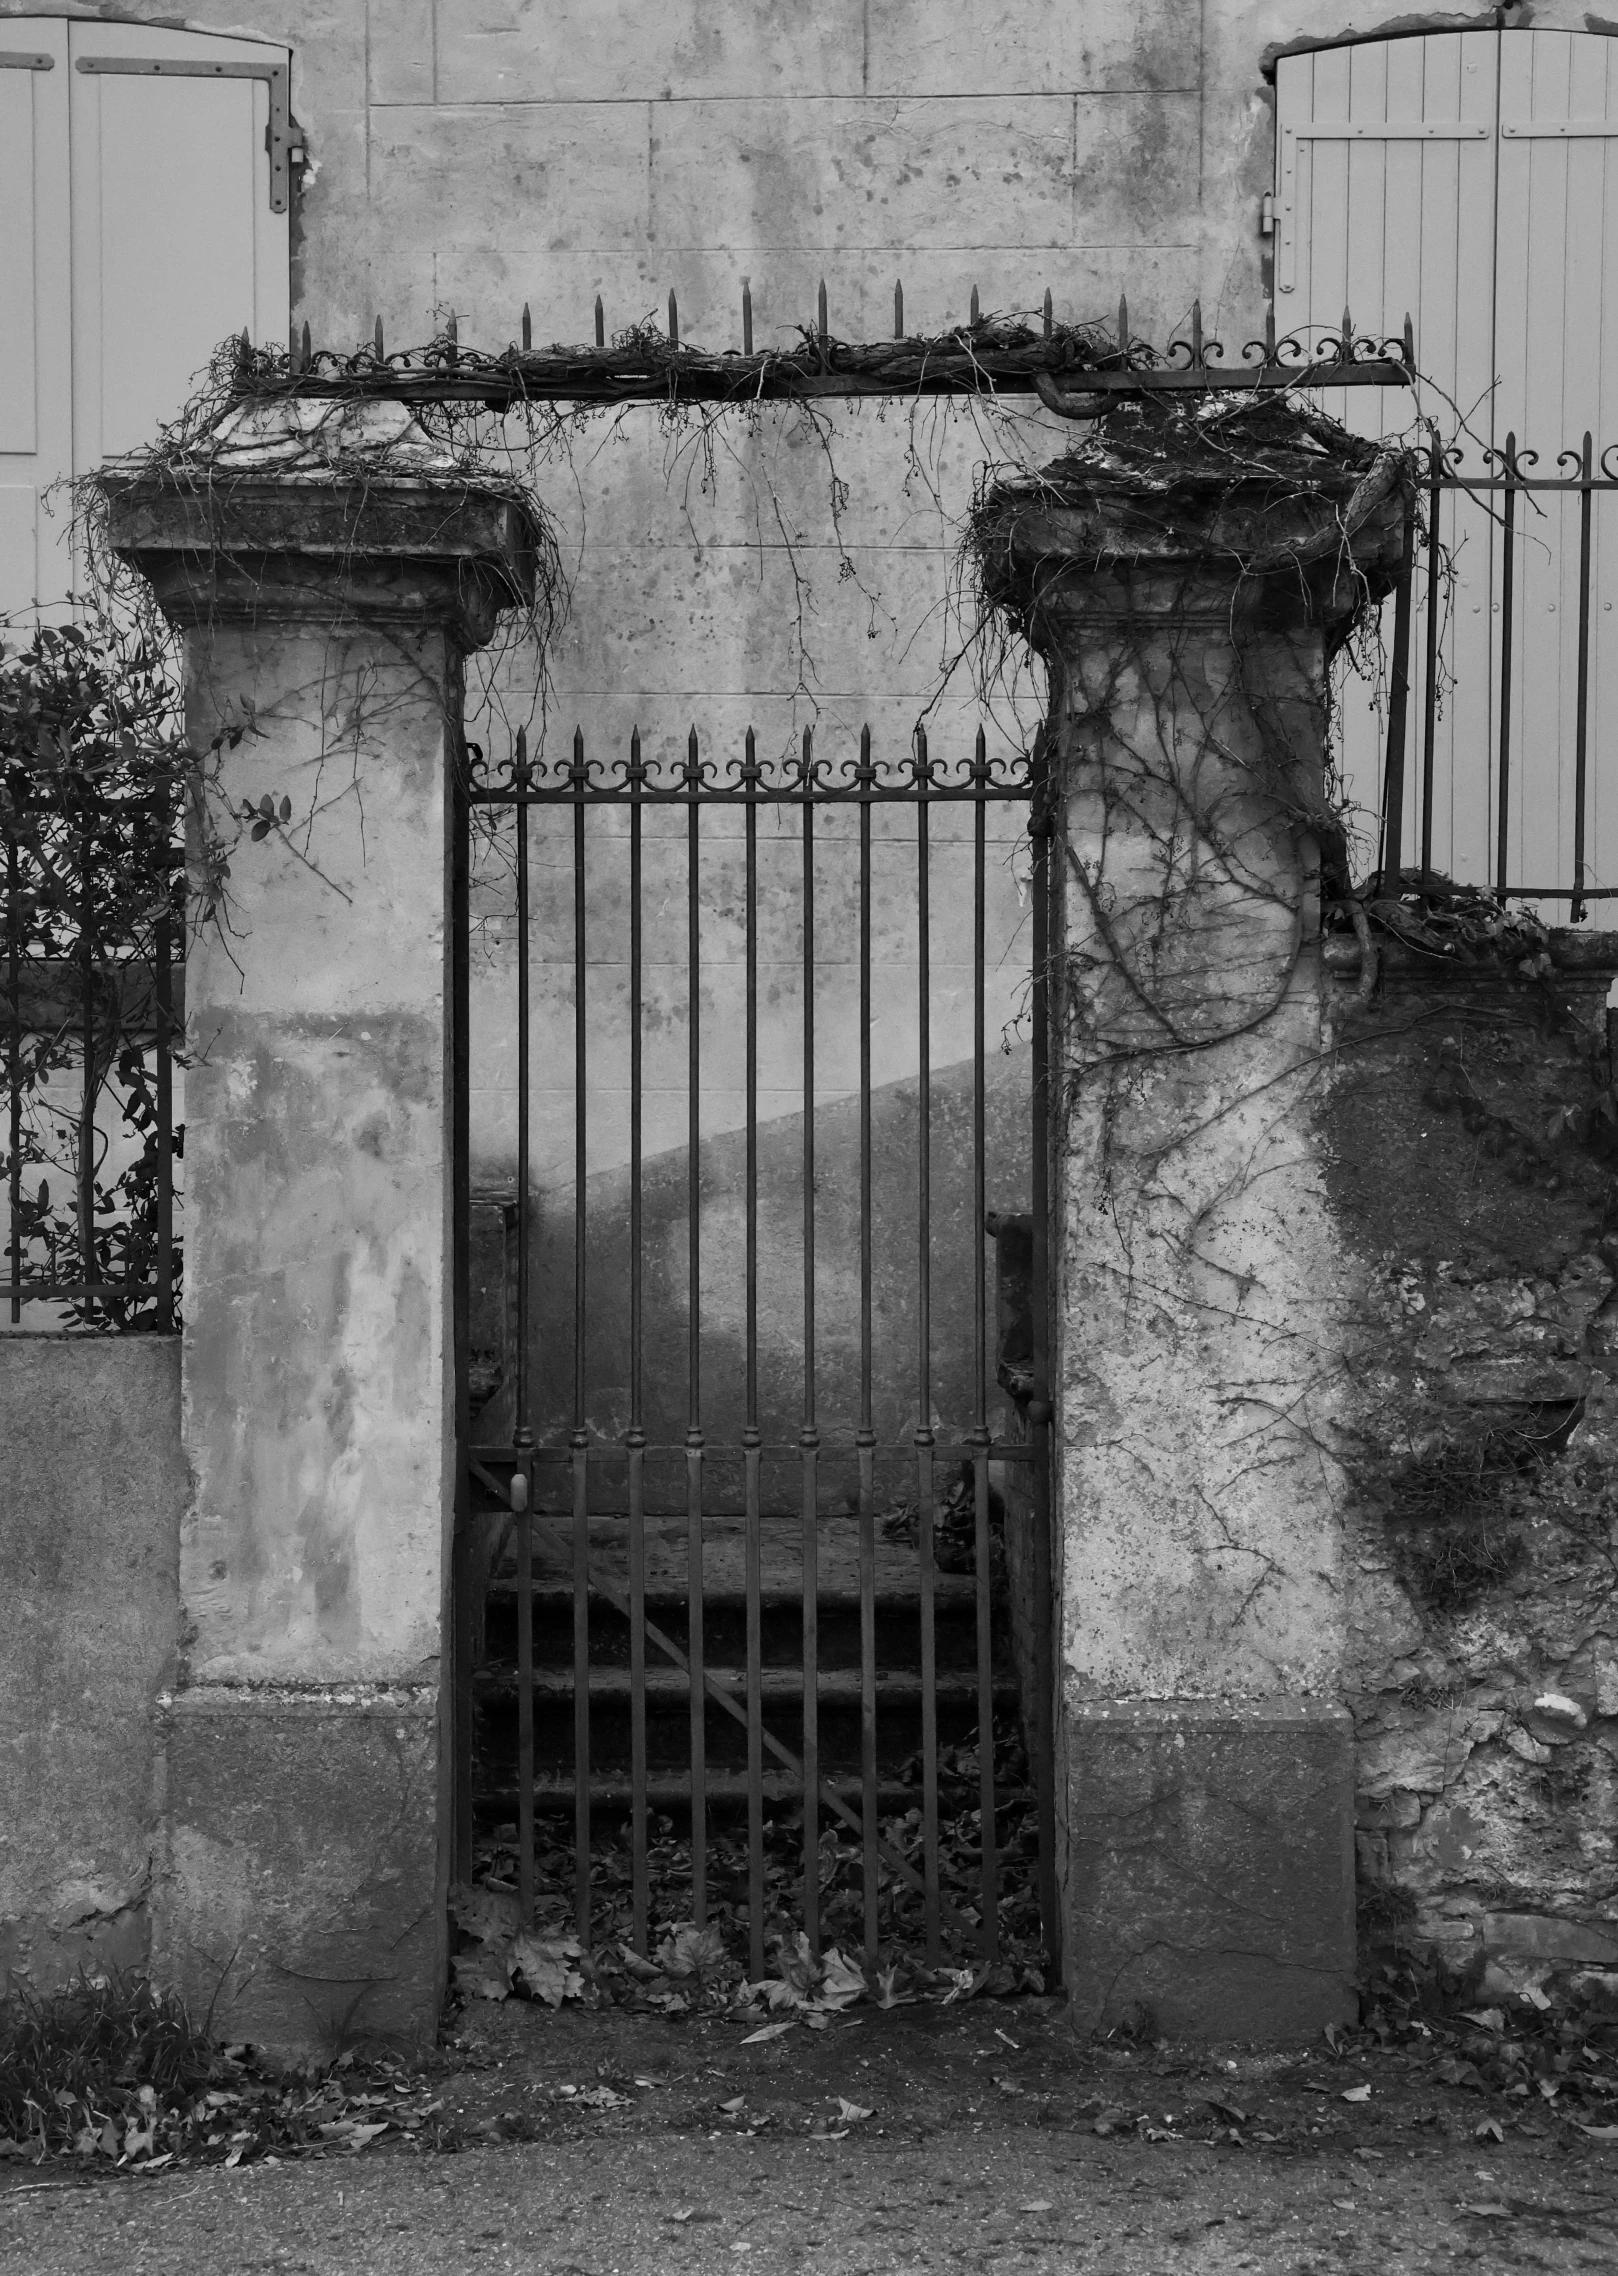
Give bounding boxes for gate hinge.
[1259,190,1276,237]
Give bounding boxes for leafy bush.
[1,623,186,1328]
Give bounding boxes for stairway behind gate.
[451,722,1056,1979]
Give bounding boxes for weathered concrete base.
[0,1336,184,1989]
[1066,1698,1356,2043]
[153,1689,443,2055]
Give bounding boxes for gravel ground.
[4,1997,1617,2274]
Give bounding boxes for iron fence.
[1377,428,1618,913]
[2,771,182,1330]
[453,722,1057,1978]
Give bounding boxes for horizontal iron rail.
[470,1440,1040,1467]
[252,306,1410,410]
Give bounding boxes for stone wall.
[0,1336,184,1988]
[1325,930,1618,2013]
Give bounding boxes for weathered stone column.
[977,403,1409,2038]
[106,427,537,2051]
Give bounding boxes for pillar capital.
[103,465,539,650]
[976,402,1409,651]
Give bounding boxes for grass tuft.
[0,1969,216,2157]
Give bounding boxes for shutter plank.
[0,29,71,620]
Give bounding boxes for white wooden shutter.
[0,28,71,625]
[1493,32,1618,897]
[68,21,290,472]
[1278,28,1618,898]
[0,20,290,621]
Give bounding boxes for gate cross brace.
[469,1458,973,1938]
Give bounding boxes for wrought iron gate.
[451,721,1055,1979]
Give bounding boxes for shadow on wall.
[470,1049,1031,1513]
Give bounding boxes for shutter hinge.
[1260,190,1276,237]
[77,53,292,215]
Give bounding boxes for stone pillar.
[106,450,537,2051]
[977,408,1409,2039]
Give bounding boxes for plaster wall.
[0,1336,184,1988]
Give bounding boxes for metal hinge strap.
[75,54,292,214]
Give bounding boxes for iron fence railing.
[1378,428,1618,915]
[454,721,1057,1976]
[2,777,182,1330]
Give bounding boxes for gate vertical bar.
[856,725,880,1971]
[627,730,649,1953]
[971,728,998,1964]
[913,726,941,1964]
[1379,516,1416,887]
[514,731,536,1929]
[799,730,820,1953]
[153,796,175,1333]
[1572,434,1594,925]
[570,727,594,1944]
[1419,427,1442,877]
[6,819,21,1321]
[1495,435,1518,897]
[685,727,707,1925]
[742,728,765,1978]
[1028,732,1059,1963]
[77,803,95,1301]
[450,740,472,1880]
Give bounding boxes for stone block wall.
[1325,930,1618,2013]
[0,1336,184,1989]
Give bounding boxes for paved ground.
[4,1997,1617,2273]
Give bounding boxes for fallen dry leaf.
[1457,2202,1514,2221]
[1020,2200,1054,2214]
[834,2098,874,2123]
[1341,2084,1372,2104]
[740,2021,793,2046]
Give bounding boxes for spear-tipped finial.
[594,295,605,348]
[1042,288,1052,339]
[1341,302,1354,354]
[1265,297,1277,361]
[686,723,700,782]
[859,722,872,775]
[573,724,585,771]
[515,724,527,774]
[1403,310,1415,366]
[667,289,679,347]
[1116,293,1128,354]
[630,724,641,772]
[373,314,385,359]
[969,283,980,327]
[445,311,459,367]
[744,723,757,774]
[300,319,312,370]
[894,278,904,338]
[817,278,828,342]
[742,278,753,356]
[802,723,814,772]
[521,303,532,352]
[1190,298,1204,364]
[914,719,929,777]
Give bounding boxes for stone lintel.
[103,470,539,649]
[154,1685,442,2056]
[1066,1698,1356,2043]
